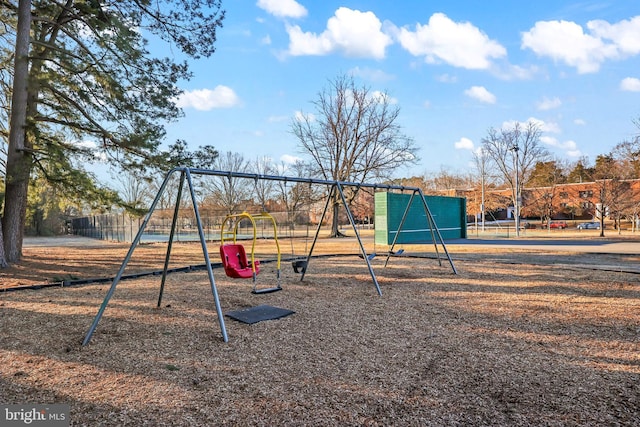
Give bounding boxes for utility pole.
[480,154,486,232]
[511,145,520,237]
[473,148,489,233]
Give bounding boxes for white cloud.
[492,63,540,81]
[464,86,496,104]
[574,118,587,125]
[286,7,392,59]
[72,140,107,161]
[396,13,506,70]
[521,20,612,73]
[588,16,640,56]
[280,154,303,164]
[536,96,562,110]
[620,77,640,91]
[349,66,394,82]
[541,136,582,157]
[521,16,640,73]
[501,117,560,134]
[435,73,457,83]
[75,139,98,150]
[176,86,241,110]
[261,35,272,45]
[454,137,474,150]
[539,119,561,134]
[294,110,315,122]
[370,90,398,104]
[268,115,289,122]
[257,0,307,19]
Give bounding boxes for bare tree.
[202,152,251,216]
[591,155,612,235]
[275,160,317,235]
[252,156,275,211]
[472,148,495,231]
[612,137,640,179]
[114,172,153,216]
[423,167,470,193]
[587,120,640,233]
[481,121,549,235]
[291,74,418,236]
[612,137,640,230]
[523,159,567,227]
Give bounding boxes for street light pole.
[511,145,520,237]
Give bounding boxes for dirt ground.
[0,236,639,426]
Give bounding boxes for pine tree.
[1,0,225,264]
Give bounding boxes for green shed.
[375,192,467,245]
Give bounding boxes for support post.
[157,171,185,307]
[300,184,335,282]
[417,189,457,274]
[185,169,228,342]
[337,183,382,296]
[83,169,178,346]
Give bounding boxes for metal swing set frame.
[82,167,457,345]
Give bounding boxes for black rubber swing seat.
[251,286,282,295]
[291,260,307,274]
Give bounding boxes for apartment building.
[457,179,640,224]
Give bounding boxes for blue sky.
[164,0,640,178]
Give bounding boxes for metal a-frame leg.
[299,184,335,283]
[83,168,230,346]
[185,169,228,342]
[157,172,185,307]
[337,183,382,296]
[417,189,457,274]
[385,190,420,267]
[300,183,382,296]
[384,189,457,274]
[83,169,178,346]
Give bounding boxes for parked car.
[549,221,568,229]
[577,221,601,229]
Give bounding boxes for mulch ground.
[0,238,639,426]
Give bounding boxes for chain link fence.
[69,210,318,243]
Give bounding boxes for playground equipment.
[82,168,457,345]
[219,211,282,294]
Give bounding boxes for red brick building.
[458,179,640,226]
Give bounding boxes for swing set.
[219,211,282,294]
[82,168,457,345]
